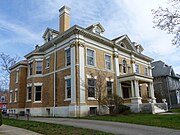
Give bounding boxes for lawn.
[3,118,113,135]
[169,108,180,113]
[82,114,180,130]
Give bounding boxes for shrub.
[116,104,131,114]
[0,110,2,126]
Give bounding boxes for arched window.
[123,60,127,73]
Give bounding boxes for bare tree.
[152,0,180,47]
[82,70,112,115]
[0,52,20,89]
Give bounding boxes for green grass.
[3,118,113,135]
[82,114,180,130]
[169,108,180,113]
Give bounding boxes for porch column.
[134,80,140,97]
[118,81,123,98]
[148,82,156,103]
[131,80,135,97]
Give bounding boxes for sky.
[0,0,180,73]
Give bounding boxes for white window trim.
[9,91,13,103]
[86,47,96,67]
[104,54,112,71]
[33,83,42,103]
[64,76,71,101]
[35,61,43,75]
[65,47,71,67]
[144,67,148,76]
[15,71,19,83]
[135,64,140,74]
[87,78,96,100]
[45,56,50,69]
[14,89,18,102]
[26,86,32,102]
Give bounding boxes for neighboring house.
[8,6,166,117]
[152,60,180,108]
[0,90,8,113]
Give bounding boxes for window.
[36,61,42,74]
[29,62,33,76]
[65,79,71,99]
[135,64,139,73]
[15,71,19,83]
[144,67,148,76]
[27,87,32,100]
[107,81,113,97]
[119,64,122,73]
[14,90,18,102]
[123,87,130,98]
[105,55,111,70]
[1,96,5,102]
[35,86,42,101]
[95,28,100,34]
[66,48,71,66]
[87,49,95,66]
[123,60,127,73]
[47,33,52,42]
[10,92,12,103]
[46,57,50,68]
[88,79,96,98]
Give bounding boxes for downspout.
[52,42,57,117]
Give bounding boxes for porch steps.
[153,104,168,114]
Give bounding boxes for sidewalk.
[0,125,41,135]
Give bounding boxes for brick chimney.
[59,6,70,33]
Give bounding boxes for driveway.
[27,117,180,135]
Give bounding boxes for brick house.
[0,90,8,113]
[8,6,166,117]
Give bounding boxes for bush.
[115,104,131,114]
[0,110,2,126]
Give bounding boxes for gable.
[113,35,136,51]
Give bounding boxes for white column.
[118,81,123,98]
[149,82,156,103]
[114,48,119,76]
[79,44,85,104]
[131,80,135,97]
[70,45,76,104]
[134,80,140,97]
[131,54,136,73]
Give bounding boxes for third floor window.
[87,49,95,66]
[29,62,33,76]
[66,48,71,66]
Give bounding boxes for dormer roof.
[42,27,59,38]
[86,22,105,35]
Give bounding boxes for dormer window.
[95,27,100,34]
[120,43,126,48]
[47,33,52,42]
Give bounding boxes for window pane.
[36,61,42,74]
[29,63,33,75]
[107,81,113,96]
[35,86,41,101]
[66,79,71,98]
[66,49,71,66]
[28,87,32,100]
[88,79,95,97]
[87,49,95,66]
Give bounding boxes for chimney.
[59,6,70,33]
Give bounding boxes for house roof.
[42,27,59,38]
[9,60,27,71]
[24,24,153,62]
[151,60,178,78]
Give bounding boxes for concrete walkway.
[28,117,180,135]
[0,125,41,135]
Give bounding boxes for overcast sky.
[0,0,179,73]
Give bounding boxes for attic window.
[47,33,52,42]
[95,27,100,34]
[120,43,126,48]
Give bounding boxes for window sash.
[27,87,32,100]
[135,64,139,73]
[87,49,95,66]
[66,48,71,66]
[107,81,113,96]
[29,63,33,75]
[36,61,42,74]
[46,58,50,68]
[105,55,111,70]
[66,79,71,99]
[144,67,148,76]
[88,79,96,97]
[35,86,41,101]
